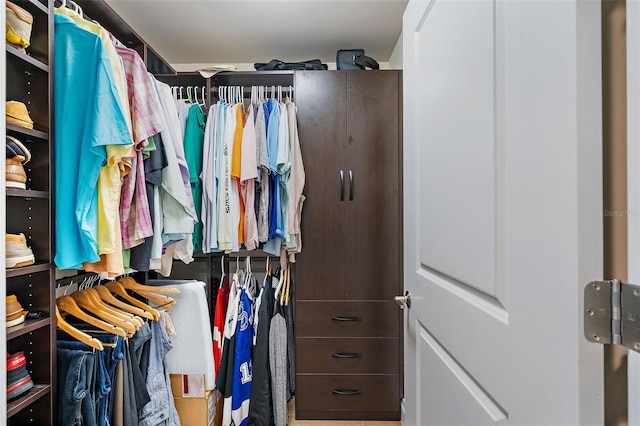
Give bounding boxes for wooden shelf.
[6,123,49,141]
[6,263,51,278]
[7,317,51,340]
[6,189,49,199]
[6,45,49,73]
[7,384,51,418]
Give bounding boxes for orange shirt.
[232,105,246,244]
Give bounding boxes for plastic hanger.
[94,285,155,320]
[273,268,284,301]
[56,296,127,337]
[104,281,160,321]
[220,255,227,289]
[55,306,104,351]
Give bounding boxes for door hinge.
[584,279,640,353]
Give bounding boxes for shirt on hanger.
[53,13,131,269]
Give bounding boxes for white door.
[402,0,604,424]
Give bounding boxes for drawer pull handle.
[332,389,362,396]
[331,316,361,322]
[332,352,362,359]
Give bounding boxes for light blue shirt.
[54,14,130,269]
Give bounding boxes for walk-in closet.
[3,0,404,424]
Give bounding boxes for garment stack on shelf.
[55,275,181,426]
[212,257,295,426]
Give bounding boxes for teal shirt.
[53,14,130,269]
[183,104,206,251]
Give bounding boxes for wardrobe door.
[345,71,401,301]
[295,71,348,300]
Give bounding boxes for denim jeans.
[57,345,97,426]
[58,333,125,426]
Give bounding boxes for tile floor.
[287,399,401,426]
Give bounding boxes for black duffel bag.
[254,59,328,71]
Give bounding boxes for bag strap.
[354,54,380,70]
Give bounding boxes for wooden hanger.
[93,285,155,320]
[56,296,127,337]
[104,281,160,321]
[135,290,175,309]
[280,267,291,306]
[85,288,144,328]
[70,291,137,336]
[55,306,104,351]
[119,276,180,294]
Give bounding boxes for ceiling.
[103,0,407,71]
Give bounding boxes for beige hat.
[6,101,33,129]
[196,64,238,78]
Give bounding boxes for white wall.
[388,32,403,69]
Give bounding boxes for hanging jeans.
[58,332,126,426]
[57,344,98,426]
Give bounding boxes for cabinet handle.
[332,389,362,396]
[349,170,353,201]
[340,170,345,201]
[332,352,362,359]
[331,316,361,322]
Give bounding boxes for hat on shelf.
[6,1,33,53]
[196,64,238,78]
[6,101,34,129]
[6,135,31,189]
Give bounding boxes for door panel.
[346,71,401,301]
[418,325,507,426]
[415,0,499,298]
[403,0,604,424]
[295,71,348,300]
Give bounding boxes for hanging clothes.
[183,103,206,251]
[248,269,275,425]
[53,12,131,270]
[201,104,219,253]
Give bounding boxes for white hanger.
[273,269,284,300]
[289,85,293,102]
[194,87,200,105]
[220,255,226,289]
[202,86,206,105]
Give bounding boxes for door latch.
[394,291,411,310]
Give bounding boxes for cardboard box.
[170,374,219,426]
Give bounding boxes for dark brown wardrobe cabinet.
[294,70,403,421]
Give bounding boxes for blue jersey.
[231,289,254,426]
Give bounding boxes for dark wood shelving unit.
[7,317,52,340]
[6,263,52,278]
[7,384,51,418]
[6,45,49,72]
[6,1,54,423]
[6,188,50,198]
[6,123,49,141]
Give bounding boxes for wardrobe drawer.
[295,301,399,337]
[296,337,399,374]
[295,374,400,418]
